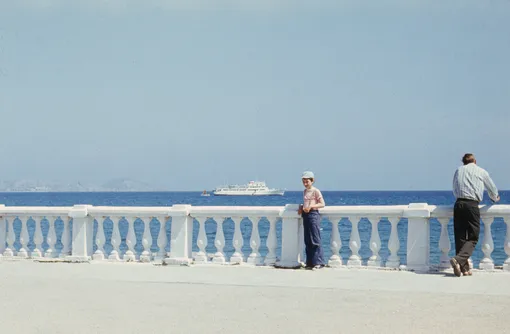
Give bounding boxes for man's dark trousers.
[453,198,481,272]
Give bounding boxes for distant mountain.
[100,178,156,192]
[0,178,161,192]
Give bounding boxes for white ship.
[213,181,285,196]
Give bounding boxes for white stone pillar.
[479,217,495,271]
[66,205,93,262]
[328,217,342,268]
[403,203,431,272]
[503,216,510,271]
[275,204,301,268]
[164,205,193,266]
[0,207,6,258]
[438,217,452,270]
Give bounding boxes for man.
[450,153,500,277]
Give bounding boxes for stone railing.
[0,203,509,272]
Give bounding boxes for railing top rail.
[87,206,174,217]
[321,205,408,217]
[429,204,510,218]
[0,206,72,216]
[189,206,284,217]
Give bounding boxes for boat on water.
[201,190,211,197]
[213,181,284,196]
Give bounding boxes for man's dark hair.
[462,153,476,165]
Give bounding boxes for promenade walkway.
[1,261,509,334]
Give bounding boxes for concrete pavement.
[1,261,509,334]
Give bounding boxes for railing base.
[479,261,495,271]
[65,256,91,263]
[164,258,192,266]
[406,265,430,273]
[274,261,301,269]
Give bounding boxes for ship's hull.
[213,190,284,196]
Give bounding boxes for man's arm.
[483,171,500,202]
[452,169,459,198]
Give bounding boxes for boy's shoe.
[312,264,325,270]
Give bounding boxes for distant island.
[0,178,164,192]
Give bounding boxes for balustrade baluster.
[93,217,106,260]
[124,218,136,261]
[140,217,153,262]
[504,217,510,271]
[0,217,6,256]
[4,218,15,257]
[60,216,71,258]
[108,216,121,261]
[156,216,167,260]
[479,217,495,270]
[367,216,381,267]
[386,217,400,268]
[230,217,243,264]
[18,216,29,258]
[438,218,451,270]
[247,216,262,265]
[44,216,57,258]
[264,217,278,265]
[213,218,226,264]
[195,217,208,263]
[347,216,362,267]
[31,217,44,258]
[328,217,342,267]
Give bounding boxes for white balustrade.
[194,217,208,263]
[213,218,226,264]
[230,217,244,264]
[124,218,136,262]
[385,217,400,268]
[18,217,29,258]
[31,217,44,258]
[60,216,71,258]
[108,217,121,261]
[328,217,342,267]
[4,218,15,257]
[504,216,510,271]
[0,217,6,256]
[0,203,507,271]
[264,217,278,265]
[247,216,262,265]
[479,217,495,270]
[93,217,106,260]
[367,216,381,267]
[438,218,451,270]
[347,216,362,267]
[156,217,167,260]
[45,216,57,258]
[140,217,153,263]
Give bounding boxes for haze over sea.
[1,190,508,267]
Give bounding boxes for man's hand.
[494,196,501,203]
[298,205,303,215]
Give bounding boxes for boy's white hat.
[302,171,314,179]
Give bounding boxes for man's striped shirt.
[453,163,499,202]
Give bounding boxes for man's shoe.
[450,258,461,277]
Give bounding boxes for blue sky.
[0,0,509,191]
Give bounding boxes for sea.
[1,190,508,267]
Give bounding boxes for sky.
[0,0,509,191]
